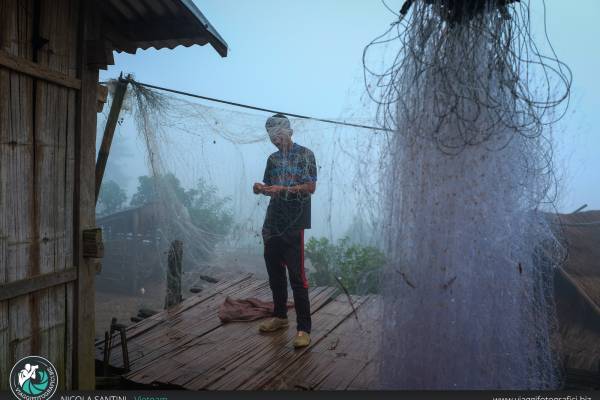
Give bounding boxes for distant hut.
[96,203,164,293]
[552,211,600,383]
[0,0,227,389]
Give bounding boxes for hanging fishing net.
[363,0,571,389]
[94,0,573,390]
[94,77,385,339]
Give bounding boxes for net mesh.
[94,78,383,338]
[364,0,570,389]
[94,0,572,389]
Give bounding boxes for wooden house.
[0,0,227,389]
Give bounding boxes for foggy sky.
[99,0,600,213]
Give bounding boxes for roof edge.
[179,0,229,57]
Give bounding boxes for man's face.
[268,128,290,150]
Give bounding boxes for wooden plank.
[94,77,128,202]
[3,0,36,372]
[0,300,8,389]
[0,0,82,390]
[0,33,11,389]
[0,269,77,301]
[64,281,75,389]
[180,289,350,390]
[346,359,379,390]
[0,0,76,386]
[206,293,368,390]
[94,273,254,352]
[0,50,81,90]
[72,0,99,389]
[101,277,267,369]
[262,295,382,390]
[64,86,77,390]
[119,285,333,382]
[121,283,280,385]
[35,0,67,370]
[123,286,339,389]
[1,0,83,386]
[112,281,272,372]
[35,1,80,377]
[0,0,34,59]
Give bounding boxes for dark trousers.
[263,228,311,333]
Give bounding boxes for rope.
[102,77,392,133]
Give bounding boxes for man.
[18,364,39,387]
[253,113,317,348]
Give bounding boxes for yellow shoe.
[293,331,311,348]
[259,317,289,332]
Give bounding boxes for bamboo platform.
[94,274,381,390]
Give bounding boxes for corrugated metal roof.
[101,0,228,57]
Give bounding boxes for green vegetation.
[131,173,234,237]
[304,237,385,294]
[97,180,127,216]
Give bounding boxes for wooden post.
[94,75,129,203]
[164,240,183,309]
[73,0,100,389]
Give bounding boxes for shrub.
[304,237,385,294]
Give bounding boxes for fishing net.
[364,0,571,389]
[93,0,572,390]
[94,77,384,337]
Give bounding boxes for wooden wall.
[0,0,98,389]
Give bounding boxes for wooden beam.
[0,49,81,90]
[0,269,77,302]
[73,0,100,389]
[95,77,128,203]
[100,20,138,54]
[86,39,114,70]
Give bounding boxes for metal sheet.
[101,0,228,57]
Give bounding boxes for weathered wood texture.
[0,0,34,389]
[73,0,100,389]
[262,295,381,390]
[0,269,77,302]
[165,240,183,309]
[95,276,381,390]
[0,49,81,89]
[94,77,127,202]
[0,0,91,390]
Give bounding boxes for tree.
[97,180,127,216]
[305,237,386,294]
[130,173,234,257]
[187,179,234,237]
[130,173,194,208]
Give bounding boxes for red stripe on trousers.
[300,230,308,288]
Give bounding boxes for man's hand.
[262,185,286,197]
[288,182,316,195]
[253,182,265,194]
